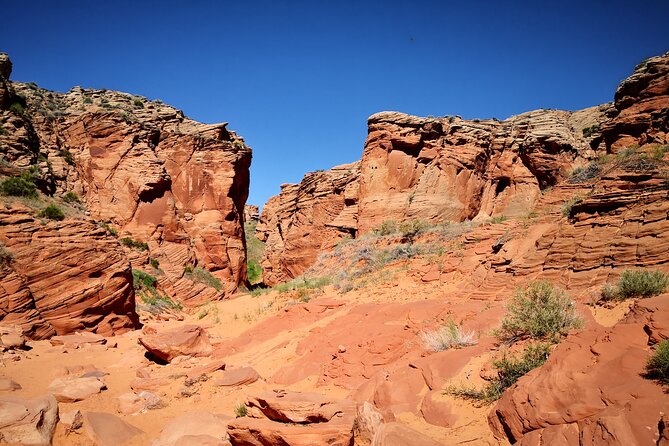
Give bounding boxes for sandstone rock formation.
[138,324,212,362]
[0,54,252,323]
[244,205,259,223]
[83,412,143,446]
[0,394,58,446]
[0,204,139,339]
[256,162,359,286]
[228,390,356,446]
[489,295,669,445]
[257,52,669,284]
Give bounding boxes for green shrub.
[235,403,248,418]
[0,126,7,135]
[561,196,583,217]
[83,97,93,104]
[38,204,65,221]
[184,266,222,291]
[121,237,149,251]
[646,340,669,384]
[651,145,668,160]
[9,103,25,115]
[247,259,262,284]
[399,219,427,240]
[446,342,551,402]
[0,174,38,198]
[132,269,180,310]
[582,125,600,138]
[497,281,582,342]
[62,191,79,203]
[489,215,507,224]
[150,258,160,269]
[100,222,118,237]
[608,269,669,300]
[133,98,144,108]
[59,149,75,166]
[375,220,398,236]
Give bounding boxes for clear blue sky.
[2,1,668,209]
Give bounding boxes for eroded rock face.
[356,107,606,233]
[0,204,139,339]
[256,162,359,286]
[1,72,251,306]
[601,51,669,151]
[489,295,669,445]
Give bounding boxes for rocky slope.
[257,52,669,284]
[0,54,251,337]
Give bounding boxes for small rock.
[0,325,26,351]
[338,345,346,353]
[138,325,212,363]
[61,409,83,432]
[50,332,107,349]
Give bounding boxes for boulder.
[227,417,353,446]
[0,394,58,446]
[83,412,143,446]
[214,366,259,387]
[155,411,230,446]
[247,390,356,423]
[48,376,107,402]
[50,332,107,348]
[139,324,212,362]
[0,325,25,350]
[117,391,162,415]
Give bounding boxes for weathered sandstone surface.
[0,54,251,337]
[257,52,669,284]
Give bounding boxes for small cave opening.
[495,177,511,196]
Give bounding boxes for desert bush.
[421,320,477,352]
[150,258,160,269]
[184,266,222,291]
[100,222,118,237]
[446,342,551,402]
[561,196,583,217]
[645,340,669,384]
[62,191,79,203]
[121,237,149,251]
[601,269,669,300]
[0,174,38,198]
[568,163,601,183]
[83,97,93,104]
[497,281,582,342]
[38,204,65,221]
[247,259,262,284]
[582,125,600,138]
[9,102,25,115]
[58,149,75,165]
[375,220,398,236]
[489,215,507,224]
[399,219,428,240]
[132,269,180,309]
[133,98,144,108]
[235,403,248,418]
[0,126,7,135]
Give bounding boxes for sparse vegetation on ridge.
[184,265,223,291]
[121,237,149,251]
[600,269,669,301]
[132,269,180,310]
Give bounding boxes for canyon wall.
[257,52,669,285]
[0,54,251,337]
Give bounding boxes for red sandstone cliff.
[0,54,251,337]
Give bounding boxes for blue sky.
[2,1,668,209]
